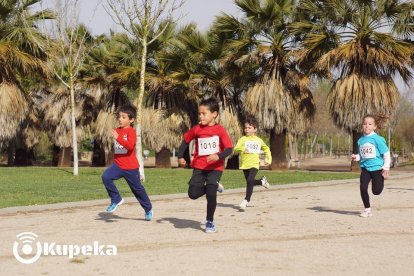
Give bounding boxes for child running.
[102,105,153,220]
[233,115,271,211]
[178,97,233,233]
[351,114,390,218]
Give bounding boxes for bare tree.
[45,0,99,175]
[105,0,184,180]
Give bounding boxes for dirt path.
[1,172,414,275]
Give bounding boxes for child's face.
[117,112,134,128]
[244,123,257,136]
[198,105,217,126]
[362,117,377,135]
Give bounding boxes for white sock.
[365,208,371,212]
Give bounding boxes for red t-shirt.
[114,127,139,170]
[183,124,233,171]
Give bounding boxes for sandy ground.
[1,170,414,275]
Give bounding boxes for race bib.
[114,134,128,154]
[245,141,261,153]
[198,136,219,156]
[360,143,376,159]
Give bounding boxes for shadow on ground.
[156,217,203,231]
[308,206,360,216]
[217,202,240,211]
[96,212,145,222]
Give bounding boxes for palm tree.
[0,0,52,164]
[80,32,133,166]
[141,108,190,168]
[214,0,316,169]
[292,0,413,166]
[37,85,95,166]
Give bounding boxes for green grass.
[0,167,358,208]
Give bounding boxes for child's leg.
[243,168,261,202]
[371,170,384,195]
[102,164,124,203]
[188,169,207,200]
[360,168,372,208]
[123,169,152,212]
[205,170,222,222]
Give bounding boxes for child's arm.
[115,129,136,151]
[382,151,390,178]
[207,147,233,162]
[378,136,390,178]
[177,140,189,166]
[261,139,272,165]
[233,137,245,155]
[177,127,196,166]
[351,154,360,161]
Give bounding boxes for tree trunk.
[14,148,35,166]
[269,129,287,169]
[329,136,333,157]
[288,133,300,169]
[155,148,171,168]
[7,139,16,167]
[92,141,106,167]
[135,37,148,181]
[304,134,308,159]
[351,130,361,172]
[310,134,318,158]
[69,84,79,176]
[106,150,114,167]
[52,145,60,166]
[58,147,72,167]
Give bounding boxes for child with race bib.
[233,116,271,210]
[351,114,390,218]
[178,97,233,233]
[101,105,153,220]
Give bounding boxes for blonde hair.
[363,114,389,130]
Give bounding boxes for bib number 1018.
[198,136,220,156]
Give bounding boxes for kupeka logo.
[13,232,117,264]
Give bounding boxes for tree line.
[0,0,413,174]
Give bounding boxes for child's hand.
[244,149,250,154]
[382,169,390,179]
[264,162,270,166]
[351,154,357,161]
[178,158,186,167]
[207,154,219,162]
[112,129,119,139]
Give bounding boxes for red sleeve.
[116,128,136,151]
[219,126,233,148]
[183,125,197,143]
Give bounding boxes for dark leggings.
[188,169,222,222]
[360,168,384,208]
[243,168,262,202]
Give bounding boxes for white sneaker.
[239,199,248,210]
[261,176,270,189]
[217,182,224,193]
[360,210,372,217]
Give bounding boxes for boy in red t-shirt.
[102,105,153,220]
[178,98,233,233]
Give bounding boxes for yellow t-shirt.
[233,135,272,169]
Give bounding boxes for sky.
[38,0,241,35]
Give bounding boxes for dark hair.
[244,115,259,129]
[199,97,219,113]
[363,114,388,130]
[117,105,137,120]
